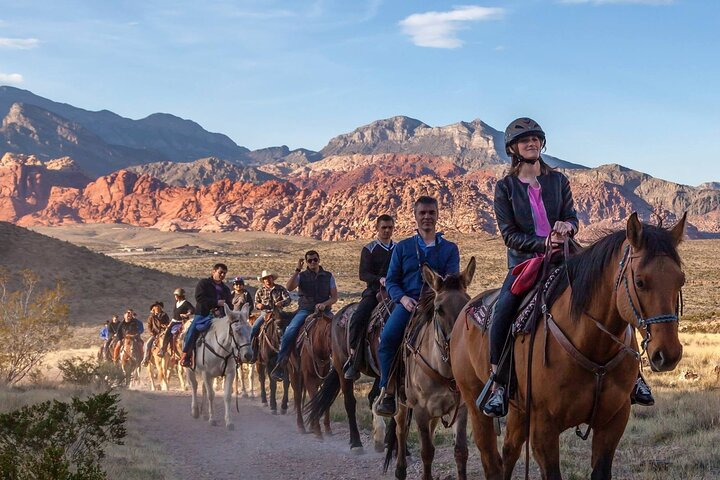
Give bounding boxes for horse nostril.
[651,350,665,370]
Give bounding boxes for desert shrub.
[0,391,127,479]
[58,357,127,390]
[0,269,69,385]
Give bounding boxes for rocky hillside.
[126,157,280,187]
[0,221,193,324]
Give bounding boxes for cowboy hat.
[258,270,278,281]
[150,301,164,310]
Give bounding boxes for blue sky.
[0,0,718,185]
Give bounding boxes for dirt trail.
[129,389,398,480]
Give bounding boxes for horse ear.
[626,212,643,250]
[462,257,476,287]
[224,302,233,318]
[421,264,442,293]
[669,212,687,246]
[240,303,250,321]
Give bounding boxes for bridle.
[614,244,682,353]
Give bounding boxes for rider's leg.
[272,309,312,378]
[181,315,203,367]
[482,269,522,418]
[374,305,412,416]
[113,340,122,362]
[250,313,266,362]
[142,336,154,366]
[631,371,655,406]
[345,294,378,379]
[159,324,175,356]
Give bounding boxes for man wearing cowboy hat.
[142,301,170,366]
[250,270,292,362]
[158,288,195,358]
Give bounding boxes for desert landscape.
[2,221,719,479]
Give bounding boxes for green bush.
[58,357,127,390]
[0,391,127,480]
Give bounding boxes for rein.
[301,315,333,381]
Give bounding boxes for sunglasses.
[306,258,320,263]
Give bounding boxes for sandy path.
[130,389,397,480]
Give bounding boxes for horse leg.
[293,370,307,434]
[240,364,249,398]
[453,405,469,480]
[339,376,363,451]
[394,405,409,480]
[178,363,187,391]
[370,378,385,453]
[249,364,256,398]
[258,364,268,405]
[590,403,631,480]
[281,376,290,414]
[188,371,200,419]
[205,375,217,426]
[224,366,236,430]
[415,409,437,480]
[269,370,278,413]
[460,383,502,479]
[147,363,156,391]
[158,357,169,391]
[529,414,562,480]
[502,407,528,480]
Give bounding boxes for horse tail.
[303,368,340,425]
[382,416,397,473]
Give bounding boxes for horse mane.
[547,224,682,322]
[417,272,465,323]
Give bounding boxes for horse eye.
[435,306,443,315]
[635,279,645,289]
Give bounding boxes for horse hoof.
[395,465,407,480]
[227,423,235,431]
[281,408,288,415]
[325,430,333,437]
[209,419,217,427]
[191,409,199,419]
[242,393,249,399]
[374,441,385,453]
[271,409,278,415]
[261,400,268,405]
[350,445,365,455]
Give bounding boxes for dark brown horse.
[385,258,475,480]
[287,310,334,436]
[256,307,291,414]
[304,294,392,453]
[451,213,687,480]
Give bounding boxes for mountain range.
[1,87,719,240]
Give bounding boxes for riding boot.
[270,360,286,382]
[373,388,397,417]
[344,344,363,380]
[482,385,508,418]
[630,374,655,406]
[180,351,193,368]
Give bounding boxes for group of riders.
[99,117,655,419]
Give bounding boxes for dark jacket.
[195,277,233,317]
[117,318,144,339]
[108,321,122,337]
[172,299,195,322]
[147,312,170,336]
[232,290,254,313]
[359,239,395,297]
[386,233,460,303]
[494,169,579,268]
[298,267,334,310]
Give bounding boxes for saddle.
[296,311,333,351]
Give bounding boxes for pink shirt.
[521,180,552,237]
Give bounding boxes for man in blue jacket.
[373,196,460,417]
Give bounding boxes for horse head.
[224,303,253,364]
[420,257,476,356]
[618,212,686,371]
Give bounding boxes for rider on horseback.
[249,269,292,362]
[343,214,396,381]
[480,117,654,418]
[158,288,195,357]
[271,251,338,381]
[100,314,121,359]
[143,301,170,367]
[374,196,460,417]
[181,263,233,367]
[113,309,144,362]
[231,277,254,312]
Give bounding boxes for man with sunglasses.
[271,251,337,380]
[181,263,233,367]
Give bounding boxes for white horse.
[187,303,253,430]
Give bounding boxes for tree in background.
[0,268,69,385]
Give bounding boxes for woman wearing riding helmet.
[480,117,654,417]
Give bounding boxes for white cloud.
[559,0,673,5]
[399,6,504,49]
[0,37,39,49]
[0,73,24,84]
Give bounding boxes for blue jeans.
[251,312,266,339]
[276,309,313,363]
[378,303,413,389]
[182,314,212,353]
[490,270,521,366]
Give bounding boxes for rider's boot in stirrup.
[630,375,655,406]
[482,384,508,418]
[180,352,192,368]
[373,388,397,417]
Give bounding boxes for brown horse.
[288,310,334,436]
[385,258,475,480]
[451,213,687,480]
[304,294,392,453]
[147,324,186,391]
[256,307,291,414]
[118,334,143,386]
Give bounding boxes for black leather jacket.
[494,169,579,268]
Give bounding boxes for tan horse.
[118,334,143,387]
[147,324,186,391]
[451,213,686,480]
[384,258,475,480]
[288,311,334,437]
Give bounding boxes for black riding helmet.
[504,117,546,155]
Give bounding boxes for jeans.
[182,315,202,353]
[378,303,413,389]
[251,312,266,339]
[276,309,313,363]
[490,270,522,367]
